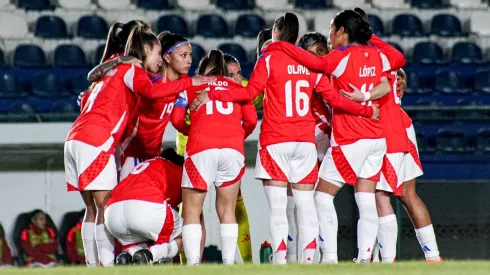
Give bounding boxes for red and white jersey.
[106,158,183,208]
[401,109,413,129]
[207,49,373,148]
[171,76,258,155]
[311,93,332,139]
[121,76,182,159]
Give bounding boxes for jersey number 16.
[285,80,310,117]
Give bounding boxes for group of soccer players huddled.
[64,6,443,267]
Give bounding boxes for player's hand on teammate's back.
[340,83,365,102]
[371,104,380,121]
[118,56,143,68]
[191,75,216,86]
[190,90,210,111]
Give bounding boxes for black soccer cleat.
[132,249,153,265]
[116,251,133,266]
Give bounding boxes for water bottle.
[260,241,273,264]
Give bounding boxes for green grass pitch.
[1,261,489,275]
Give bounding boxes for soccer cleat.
[354,258,370,264]
[132,249,154,265]
[115,251,133,265]
[426,257,444,263]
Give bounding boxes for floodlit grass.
[1,261,489,275]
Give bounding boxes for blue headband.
[164,41,189,54]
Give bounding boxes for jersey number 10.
[285,80,310,117]
[205,101,233,115]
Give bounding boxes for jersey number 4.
[285,80,310,117]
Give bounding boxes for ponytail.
[100,20,150,63]
[197,50,228,76]
[256,28,272,58]
[273,12,299,45]
[124,26,159,63]
[332,10,372,45]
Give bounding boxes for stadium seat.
[470,12,490,36]
[57,0,92,9]
[405,71,430,95]
[295,0,328,9]
[18,0,53,10]
[392,14,424,37]
[218,43,248,65]
[14,45,47,67]
[372,0,408,8]
[235,14,266,38]
[451,42,482,64]
[412,42,444,65]
[32,73,69,97]
[476,128,490,152]
[0,14,29,39]
[136,0,174,10]
[430,14,463,37]
[35,16,69,39]
[59,210,85,263]
[411,0,444,9]
[54,45,88,68]
[72,73,90,95]
[435,129,466,153]
[191,43,206,67]
[77,15,108,39]
[255,0,292,10]
[50,101,77,114]
[368,15,384,37]
[177,0,213,10]
[450,0,486,8]
[435,71,471,95]
[0,49,6,67]
[157,15,188,37]
[217,0,253,10]
[0,73,27,98]
[474,69,490,94]
[98,0,132,10]
[415,132,429,152]
[197,14,229,38]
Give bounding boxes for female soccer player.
[190,12,380,264]
[65,27,213,267]
[171,50,258,265]
[257,10,406,263]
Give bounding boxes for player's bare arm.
[340,76,390,102]
[87,56,142,82]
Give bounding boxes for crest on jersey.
[364,52,369,57]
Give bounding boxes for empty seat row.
[409,42,483,65]
[371,13,463,37]
[405,69,490,95]
[417,128,490,153]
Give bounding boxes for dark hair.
[158,31,188,56]
[332,9,372,44]
[30,209,45,220]
[273,12,299,45]
[124,26,160,63]
[353,7,369,22]
[298,32,328,50]
[100,20,150,63]
[160,148,184,167]
[256,28,272,58]
[197,50,228,76]
[223,53,239,66]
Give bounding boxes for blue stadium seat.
[35,16,68,39]
[18,0,53,10]
[435,129,466,153]
[416,132,430,152]
[411,0,444,9]
[392,14,424,37]
[191,44,205,66]
[157,15,188,37]
[77,16,108,39]
[136,0,174,10]
[54,45,88,68]
[50,101,77,114]
[452,42,482,64]
[0,49,5,67]
[405,71,431,94]
[388,42,404,56]
[431,14,463,37]
[235,14,265,38]
[0,73,27,98]
[8,102,35,115]
[474,69,490,94]
[295,0,328,9]
[197,15,229,38]
[72,73,89,95]
[435,71,471,95]
[217,0,253,10]
[14,45,47,68]
[218,43,248,65]
[94,44,106,65]
[368,15,384,37]
[476,128,490,152]
[32,73,69,97]
[412,42,444,65]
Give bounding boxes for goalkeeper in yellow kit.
[176,54,263,263]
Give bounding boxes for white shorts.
[105,200,182,247]
[402,124,424,182]
[320,138,386,187]
[316,132,330,162]
[119,156,145,182]
[182,148,245,191]
[64,140,117,191]
[377,152,406,196]
[255,142,318,184]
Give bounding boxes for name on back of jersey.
[208,80,229,87]
[359,65,376,78]
[288,65,310,75]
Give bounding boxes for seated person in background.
[0,223,12,267]
[65,217,84,265]
[20,210,58,267]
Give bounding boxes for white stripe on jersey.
[124,65,136,92]
[380,52,391,72]
[265,55,272,78]
[331,53,350,78]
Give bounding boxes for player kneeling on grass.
[104,148,184,265]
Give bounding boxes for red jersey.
[67,64,194,151]
[171,77,258,155]
[401,109,413,128]
[107,158,183,208]
[121,76,182,159]
[311,93,332,138]
[207,48,373,148]
[264,38,406,146]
